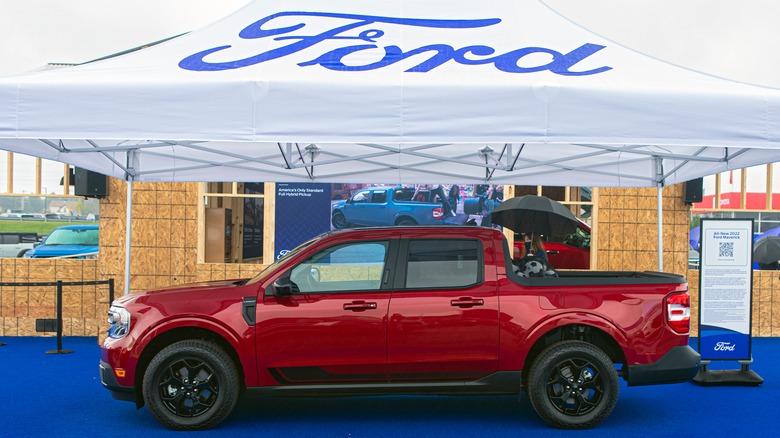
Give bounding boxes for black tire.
[16,249,29,258]
[396,217,417,226]
[527,341,619,430]
[142,340,239,430]
[332,211,348,229]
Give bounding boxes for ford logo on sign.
[180,12,612,76]
[714,342,736,352]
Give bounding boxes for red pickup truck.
[100,226,699,431]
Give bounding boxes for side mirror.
[272,277,293,297]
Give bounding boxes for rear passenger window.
[1,235,20,244]
[405,239,481,289]
[371,190,387,203]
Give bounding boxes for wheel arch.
[133,325,246,408]
[521,322,628,388]
[394,215,417,225]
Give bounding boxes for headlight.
[23,251,33,258]
[107,306,131,339]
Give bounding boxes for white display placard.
[698,219,753,360]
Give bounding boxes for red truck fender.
[508,311,631,370]
[131,316,258,387]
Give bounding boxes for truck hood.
[115,279,249,307]
[142,279,247,296]
[29,244,98,258]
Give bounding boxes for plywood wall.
[4,178,777,338]
[596,185,690,276]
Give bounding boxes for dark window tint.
[371,190,387,203]
[1,235,20,244]
[405,239,480,288]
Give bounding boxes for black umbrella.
[753,236,780,264]
[490,195,579,236]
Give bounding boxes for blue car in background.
[24,224,99,259]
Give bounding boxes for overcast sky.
[1,0,779,194]
[1,0,779,87]
[0,0,250,77]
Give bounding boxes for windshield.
[244,235,323,285]
[44,228,99,246]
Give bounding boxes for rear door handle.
[344,301,378,311]
[546,250,560,255]
[450,297,484,308]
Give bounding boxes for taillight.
[666,291,690,334]
[432,207,444,220]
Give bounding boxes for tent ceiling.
[9,138,772,187]
[1,0,779,187]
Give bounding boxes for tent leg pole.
[657,183,663,271]
[124,176,134,295]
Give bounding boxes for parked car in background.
[0,232,41,258]
[24,224,99,259]
[514,219,591,269]
[21,213,45,219]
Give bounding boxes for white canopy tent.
[1,0,780,291]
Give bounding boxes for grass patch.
[0,221,82,235]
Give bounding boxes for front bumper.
[99,360,137,403]
[626,345,701,386]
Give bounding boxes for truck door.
[256,239,396,385]
[387,238,499,382]
[362,189,389,226]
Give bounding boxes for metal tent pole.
[657,182,663,271]
[655,157,664,272]
[124,175,133,295]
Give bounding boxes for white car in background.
[0,232,40,257]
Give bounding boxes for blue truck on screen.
[331,186,466,229]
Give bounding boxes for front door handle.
[344,301,378,311]
[450,297,484,308]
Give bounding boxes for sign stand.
[693,218,763,386]
[693,359,763,386]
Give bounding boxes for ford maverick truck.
[101,226,700,430]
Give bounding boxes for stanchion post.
[109,278,115,304]
[46,280,72,355]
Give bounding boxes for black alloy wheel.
[332,211,348,229]
[527,340,618,429]
[143,340,239,430]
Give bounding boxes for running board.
[246,371,522,398]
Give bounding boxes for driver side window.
[289,241,389,293]
[352,191,369,203]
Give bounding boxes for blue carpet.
[0,336,775,437]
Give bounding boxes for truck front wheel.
[142,340,240,430]
[332,211,348,229]
[527,341,618,429]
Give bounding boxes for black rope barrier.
[0,278,114,353]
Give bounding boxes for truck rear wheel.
[527,340,618,429]
[142,340,239,430]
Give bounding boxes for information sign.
[698,218,753,361]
